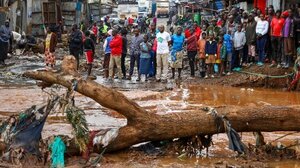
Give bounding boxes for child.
[233,24,246,71]
[223,31,233,75]
[216,36,225,76]
[197,32,207,78]
[83,31,95,76]
[139,35,152,81]
[103,30,113,78]
[220,37,227,75]
[205,33,217,78]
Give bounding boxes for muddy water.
[0,84,300,167]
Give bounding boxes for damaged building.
[0,0,88,36]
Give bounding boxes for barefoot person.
[44,26,57,70]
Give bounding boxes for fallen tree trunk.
[24,56,300,152]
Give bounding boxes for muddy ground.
[0,32,299,167]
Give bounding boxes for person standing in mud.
[147,23,157,77]
[232,24,246,72]
[170,27,185,79]
[282,10,295,68]
[44,26,57,71]
[0,20,12,65]
[198,32,207,78]
[186,28,198,78]
[83,31,95,76]
[69,24,83,69]
[156,25,171,82]
[270,10,285,68]
[108,29,123,81]
[205,33,217,78]
[139,35,152,81]
[103,30,113,78]
[128,29,143,80]
[121,28,128,79]
[255,14,269,66]
[245,13,257,65]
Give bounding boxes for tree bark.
[24,56,300,152]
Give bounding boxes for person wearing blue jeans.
[257,35,267,64]
[255,14,269,66]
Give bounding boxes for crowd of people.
[93,6,300,83]
[2,5,300,85]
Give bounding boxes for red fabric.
[282,11,289,17]
[186,35,198,51]
[195,27,202,40]
[291,72,300,87]
[82,131,99,160]
[254,0,266,14]
[92,26,98,36]
[217,20,223,27]
[184,29,191,39]
[216,43,222,60]
[128,18,134,24]
[109,35,123,55]
[152,38,157,51]
[271,17,285,37]
[85,50,94,63]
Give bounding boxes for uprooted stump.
[24,56,300,153]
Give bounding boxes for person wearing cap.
[282,9,295,68]
[103,29,113,78]
[44,26,57,70]
[69,24,83,69]
[270,10,285,68]
[0,20,12,65]
[207,17,221,38]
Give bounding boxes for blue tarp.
[215,0,224,10]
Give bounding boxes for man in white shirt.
[156,25,171,82]
[255,14,269,66]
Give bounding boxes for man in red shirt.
[270,10,285,68]
[109,29,123,80]
[193,23,202,40]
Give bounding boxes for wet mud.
[0,83,300,167]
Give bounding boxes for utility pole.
[16,0,22,33]
[98,0,101,20]
[229,0,232,10]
